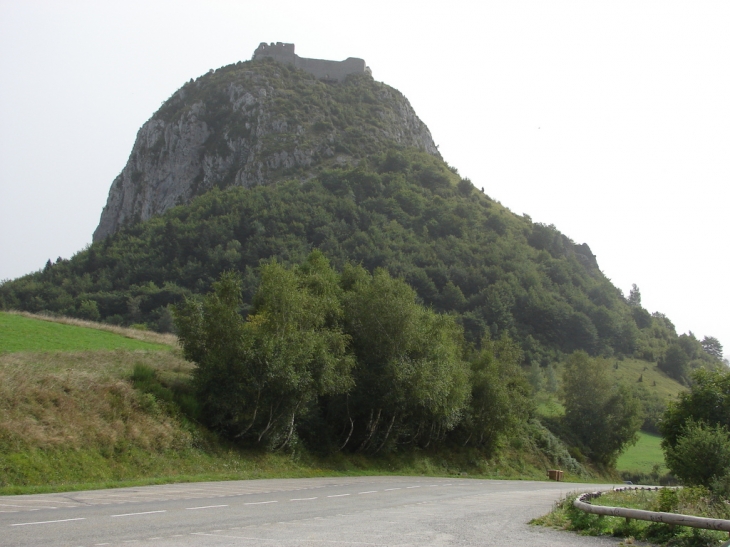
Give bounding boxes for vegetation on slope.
[534,488,730,546]
[2,149,719,379]
[615,431,666,475]
[0,313,587,494]
[174,253,531,456]
[0,59,724,486]
[0,311,172,353]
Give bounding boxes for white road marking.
[358,491,377,494]
[244,501,278,505]
[192,532,387,545]
[384,488,401,491]
[406,486,421,489]
[186,504,228,510]
[290,497,317,501]
[111,510,166,518]
[10,517,85,526]
[327,494,350,497]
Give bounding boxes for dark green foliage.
[130,361,199,420]
[175,258,477,454]
[456,336,532,454]
[701,336,723,360]
[0,148,662,365]
[659,343,690,383]
[661,368,730,449]
[174,254,354,448]
[664,421,730,487]
[661,368,730,490]
[561,352,642,466]
[335,265,470,452]
[131,362,173,404]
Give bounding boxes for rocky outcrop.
[93,60,440,241]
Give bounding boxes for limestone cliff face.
[93,60,440,241]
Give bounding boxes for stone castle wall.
[252,42,368,82]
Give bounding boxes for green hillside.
[2,59,721,378]
[610,357,687,400]
[1,147,702,371]
[0,312,172,353]
[0,59,723,485]
[616,431,666,475]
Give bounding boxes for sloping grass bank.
[0,347,574,495]
[533,487,730,546]
[0,311,175,352]
[616,432,665,475]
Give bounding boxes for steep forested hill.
[1,148,707,372]
[0,58,719,376]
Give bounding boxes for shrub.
[664,421,730,488]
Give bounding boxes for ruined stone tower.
[252,42,370,82]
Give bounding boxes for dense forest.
[1,148,720,382]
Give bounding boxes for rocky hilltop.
[93,58,439,241]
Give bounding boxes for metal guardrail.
[573,487,730,535]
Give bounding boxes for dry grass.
[5,310,179,347]
[0,350,194,454]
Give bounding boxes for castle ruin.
[252,42,370,82]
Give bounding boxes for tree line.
[175,252,644,465]
[175,251,531,454]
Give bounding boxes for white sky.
[1,0,728,352]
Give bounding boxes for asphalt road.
[1,476,627,546]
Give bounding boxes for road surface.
[1,476,627,546]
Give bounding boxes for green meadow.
[616,431,666,474]
[0,312,172,353]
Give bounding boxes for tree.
[660,368,730,448]
[78,299,100,321]
[528,360,544,393]
[174,252,355,447]
[664,421,730,487]
[658,343,690,384]
[459,336,531,453]
[338,265,470,452]
[628,284,642,307]
[544,364,559,393]
[562,352,642,466]
[702,336,724,360]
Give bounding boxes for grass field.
[0,311,173,353]
[616,431,666,474]
[610,356,686,401]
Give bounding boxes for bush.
[664,421,730,488]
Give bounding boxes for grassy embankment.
[533,487,730,546]
[610,357,682,481]
[1,311,576,495]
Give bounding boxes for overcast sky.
[1,0,728,352]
